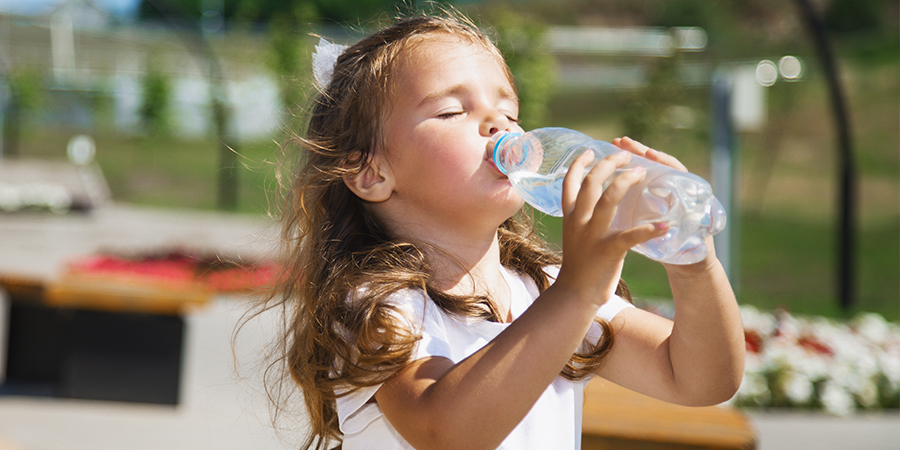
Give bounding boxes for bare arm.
[374,284,602,450]
[596,137,745,406]
[374,150,668,449]
[595,245,745,406]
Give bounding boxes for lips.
[485,146,503,174]
[485,136,504,173]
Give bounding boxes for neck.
[390,221,506,298]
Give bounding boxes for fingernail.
[632,166,645,174]
[655,222,670,230]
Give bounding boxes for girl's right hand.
[555,150,669,306]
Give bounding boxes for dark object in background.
[3,301,184,405]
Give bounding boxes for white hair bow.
[312,38,348,89]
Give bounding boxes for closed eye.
[437,111,465,119]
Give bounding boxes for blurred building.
[0,0,281,141]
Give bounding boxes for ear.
[343,153,394,203]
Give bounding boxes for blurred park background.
[0,1,897,447]
[2,0,895,321]
[0,0,900,321]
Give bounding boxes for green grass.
[17,129,284,215]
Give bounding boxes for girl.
[264,11,744,450]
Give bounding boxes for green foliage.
[825,0,885,34]
[6,68,45,115]
[481,5,556,128]
[139,54,172,137]
[621,56,682,142]
[2,68,44,157]
[265,17,313,134]
[139,0,405,27]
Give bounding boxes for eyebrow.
[418,84,518,108]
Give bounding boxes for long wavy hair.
[251,12,630,450]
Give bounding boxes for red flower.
[797,336,834,356]
[745,330,764,353]
[66,251,281,294]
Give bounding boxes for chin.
[496,198,527,223]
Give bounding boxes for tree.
[139,54,172,136]
[482,5,557,128]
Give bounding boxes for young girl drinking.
[264,11,744,450]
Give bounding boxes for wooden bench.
[0,203,273,405]
[0,273,196,404]
[582,377,756,450]
[44,272,211,316]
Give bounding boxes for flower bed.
[732,305,900,416]
[67,250,279,294]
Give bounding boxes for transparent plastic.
[491,127,726,264]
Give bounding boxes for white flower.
[782,371,814,404]
[878,349,900,393]
[776,310,801,338]
[854,376,880,408]
[854,313,892,344]
[737,372,770,406]
[738,308,899,413]
[820,380,856,416]
[740,305,776,336]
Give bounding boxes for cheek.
[416,135,477,174]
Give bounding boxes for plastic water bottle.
[490,127,726,265]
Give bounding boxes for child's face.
[379,35,524,234]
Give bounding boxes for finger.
[615,136,690,173]
[561,150,594,217]
[645,148,688,172]
[612,136,651,157]
[615,222,671,250]
[588,165,647,229]
[573,151,633,221]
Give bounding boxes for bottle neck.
[490,131,522,175]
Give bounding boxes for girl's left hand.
[612,136,718,269]
[612,136,688,173]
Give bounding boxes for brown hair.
[253,12,628,450]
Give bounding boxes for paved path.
[748,410,899,450]
[0,298,294,450]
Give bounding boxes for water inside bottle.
[508,171,567,217]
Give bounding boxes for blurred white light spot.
[673,27,707,51]
[756,60,778,87]
[779,55,803,80]
[656,35,675,56]
[67,134,95,165]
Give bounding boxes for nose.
[480,110,514,137]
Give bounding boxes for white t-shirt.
[336,266,634,449]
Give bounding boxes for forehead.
[391,34,513,97]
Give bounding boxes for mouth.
[485,137,503,173]
[485,148,503,174]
